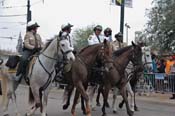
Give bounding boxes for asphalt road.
[0,85,175,116]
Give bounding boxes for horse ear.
[103,39,107,45]
[132,41,136,47]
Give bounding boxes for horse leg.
[11,91,21,116]
[71,88,80,116]
[101,84,110,116]
[112,87,118,114]
[81,83,88,115]
[127,83,134,112]
[120,86,133,116]
[81,95,86,115]
[26,87,39,116]
[88,85,97,111]
[133,87,139,111]
[11,80,21,116]
[76,82,91,116]
[96,85,102,106]
[41,90,49,116]
[62,85,74,110]
[3,89,11,116]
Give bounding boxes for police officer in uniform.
[111,32,127,51]
[104,27,113,42]
[88,25,104,45]
[15,21,44,82]
[55,23,74,81]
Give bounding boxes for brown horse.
[99,42,142,116]
[63,39,113,116]
[63,42,142,116]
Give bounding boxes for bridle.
[40,36,73,61]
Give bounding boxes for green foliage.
[144,0,175,53]
[73,25,94,50]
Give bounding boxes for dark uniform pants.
[16,50,33,76]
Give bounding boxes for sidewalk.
[135,93,175,105]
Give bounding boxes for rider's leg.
[15,50,32,81]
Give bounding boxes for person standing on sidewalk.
[169,56,175,99]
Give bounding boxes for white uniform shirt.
[87,34,105,45]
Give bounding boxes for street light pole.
[26,0,31,31]
[120,0,125,36]
[125,23,130,45]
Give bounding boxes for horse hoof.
[82,111,86,115]
[113,110,117,114]
[96,102,101,107]
[105,102,110,108]
[102,113,107,116]
[3,114,9,116]
[16,113,21,116]
[128,111,134,116]
[63,104,69,110]
[118,103,123,109]
[92,107,96,111]
[134,106,139,111]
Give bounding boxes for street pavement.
[0,85,175,116]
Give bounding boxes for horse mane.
[42,38,54,51]
[113,45,132,57]
[79,44,100,54]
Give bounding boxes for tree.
[73,25,94,50]
[144,0,175,53]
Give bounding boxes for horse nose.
[70,56,75,61]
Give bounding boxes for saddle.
[5,55,37,84]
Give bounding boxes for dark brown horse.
[63,42,142,116]
[63,39,113,116]
[98,42,143,116]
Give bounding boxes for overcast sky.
[0,0,153,51]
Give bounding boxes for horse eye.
[146,55,149,57]
[61,44,65,47]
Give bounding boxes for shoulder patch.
[88,35,93,40]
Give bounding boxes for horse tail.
[28,87,35,104]
[39,88,43,113]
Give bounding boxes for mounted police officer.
[88,25,105,45]
[15,21,44,82]
[87,25,107,109]
[111,32,127,51]
[104,27,113,42]
[55,23,74,81]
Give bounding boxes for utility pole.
[120,0,125,36]
[26,0,31,31]
[125,23,130,45]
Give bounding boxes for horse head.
[97,39,114,72]
[142,46,153,72]
[130,41,143,69]
[59,37,75,61]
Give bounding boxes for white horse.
[142,46,153,72]
[0,36,75,116]
[26,37,75,116]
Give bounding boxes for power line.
[0,5,26,9]
[31,0,44,6]
[0,14,27,17]
[0,36,17,40]
[0,21,26,24]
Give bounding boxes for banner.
[111,0,133,8]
